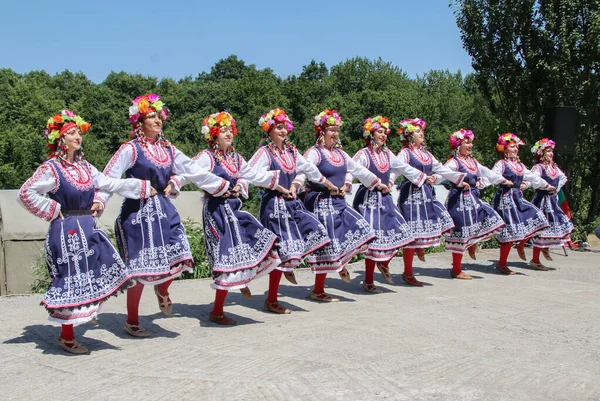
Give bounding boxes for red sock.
[417,248,425,258]
[499,243,512,266]
[532,247,541,263]
[518,238,528,249]
[314,273,327,294]
[127,282,144,325]
[403,248,415,276]
[267,269,283,303]
[156,279,173,296]
[365,259,376,284]
[468,244,477,253]
[452,253,463,274]
[211,289,228,316]
[61,324,74,341]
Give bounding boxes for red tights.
[313,273,327,294]
[365,259,376,284]
[402,248,416,275]
[532,247,542,263]
[266,269,283,303]
[126,282,145,325]
[499,243,512,266]
[211,289,228,316]
[452,253,463,274]
[61,324,74,341]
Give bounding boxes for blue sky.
[0,0,473,82]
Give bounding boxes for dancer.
[351,116,424,293]
[528,138,574,269]
[97,94,230,336]
[192,112,282,325]
[394,118,468,286]
[249,108,337,313]
[443,129,510,279]
[298,109,388,301]
[491,133,555,274]
[18,110,153,353]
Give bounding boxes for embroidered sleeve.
[239,154,279,191]
[556,166,568,192]
[96,142,136,205]
[345,151,381,190]
[477,161,509,188]
[524,166,553,190]
[17,163,61,222]
[90,162,150,205]
[295,148,325,186]
[390,150,426,187]
[431,153,465,185]
[173,146,229,196]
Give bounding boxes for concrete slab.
[1,247,599,401]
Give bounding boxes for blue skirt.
[203,197,279,289]
[530,192,574,247]
[259,193,330,271]
[492,187,549,243]
[304,190,375,273]
[44,214,132,325]
[115,195,193,285]
[353,186,414,260]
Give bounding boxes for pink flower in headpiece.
[148,94,160,103]
[63,110,75,117]
[449,128,474,150]
[496,132,525,153]
[531,138,556,157]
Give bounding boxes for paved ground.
[1,247,600,401]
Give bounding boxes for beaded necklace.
[320,145,345,167]
[367,146,390,173]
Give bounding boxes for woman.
[191,111,282,325]
[491,133,555,274]
[394,118,468,286]
[528,138,574,269]
[97,94,230,337]
[351,116,425,293]
[18,110,153,354]
[297,109,388,301]
[248,108,338,313]
[443,129,511,279]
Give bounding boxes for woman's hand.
[221,190,232,198]
[548,186,557,193]
[162,184,171,197]
[505,180,514,187]
[324,180,338,192]
[231,185,241,197]
[375,183,389,192]
[90,202,104,217]
[460,182,471,192]
[425,175,436,185]
[519,183,527,191]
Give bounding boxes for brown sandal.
[338,267,351,284]
[495,263,516,275]
[468,246,477,260]
[451,271,473,280]
[416,249,426,262]
[57,336,88,354]
[309,292,340,302]
[516,244,527,261]
[154,286,172,316]
[240,287,252,299]
[529,261,549,271]
[124,322,152,337]
[209,312,237,325]
[264,300,292,314]
[541,248,553,261]
[362,281,383,293]
[402,273,424,287]
[376,262,394,284]
[283,272,298,285]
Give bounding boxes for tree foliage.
[451,0,600,228]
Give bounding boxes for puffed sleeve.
[344,150,380,190]
[523,165,553,190]
[556,166,568,192]
[172,146,230,197]
[17,162,61,222]
[89,162,151,204]
[431,153,465,185]
[95,142,137,206]
[476,160,509,189]
[294,147,326,187]
[240,149,280,192]
[390,150,427,187]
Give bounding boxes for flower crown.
[496,132,525,153]
[397,118,427,138]
[314,109,343,133]
[201,112,237,146]
[363,116,391,138]
[259,108,294,134]
[449,128,474,150]
[44,110,91,155]
[531,138,555,157]
[128,94,168,127]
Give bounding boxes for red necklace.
[457,155,478,172]
[320,145,344,166]
[138,137,170,166]
[542,161,558,177]
[215,150,239,174]
[504,158,524,174]
[368,147,389,173]
[410,147,431,164]
[268,143,296,173]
